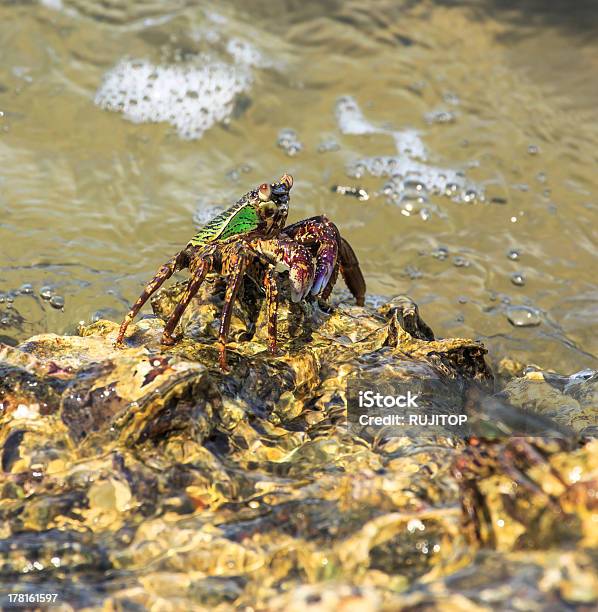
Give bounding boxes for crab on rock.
[115,174,366,369]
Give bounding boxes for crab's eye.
[280,173,293,190]
[259,201,277,218]
[258,183,272,201]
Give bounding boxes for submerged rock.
[0,284,594,610]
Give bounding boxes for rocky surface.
[0,282,595,610]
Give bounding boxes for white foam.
[393,129,427,161]
[335,95,378,135]
[95,57,251,140]
[226,38,264,67]
[40,0,63,10]
[337,96,481,201]
[336,95,427,160]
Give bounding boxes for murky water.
[1,0,597,373]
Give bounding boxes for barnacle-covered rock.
[500,368,598,436]
[0,288,594,610]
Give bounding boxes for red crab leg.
[337,236,366,306]
[218,251,249,371]
[264,266,279,354]
[115,249,188,345]
[161,258,210,346]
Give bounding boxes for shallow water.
[1,0,597,373]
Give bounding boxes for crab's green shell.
[188,198,260,247]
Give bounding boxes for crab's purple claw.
[311,241,338,296]
[289,257,315,302]
[258,237,315,303]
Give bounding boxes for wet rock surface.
[0,285,595,610]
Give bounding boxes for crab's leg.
[506,438,569,488]
[116,250,188,346]
[264,266,279,354]
[460,480,497,547]
[161,258,210,346]
[320,263,339,303]
[337,236,366,306]
[218,251,249,371]
[320,236,366,306]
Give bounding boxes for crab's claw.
[287,243,315,302]
[283,216,339,298]
[289,260,314,302]
[256,237,315,303]
[311,239,338,297]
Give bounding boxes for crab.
[115,174,366,370]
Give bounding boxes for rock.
[0,285,594,610]
[501,369,598,435]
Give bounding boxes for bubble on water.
[507,248,521,260]
[19,283,34,295]
[91,308,122,323]
[461,188,479,203]
[347,157,475,199]
[318,139,340,153]
[511,272,526,286]
[431,247,449,260]
[49,295,65,310]
[424,109,456,125]
[506,305,541,327]
[225,163,252,182]
[95,57,252,140]
[528,144,540,155]
[337,96,481,201]
[453,256,470,268]
[40,286,53,300]
[400,197,429,217]
[443,91,460,105]
[277,128,303,156]
[403,179,426,192]
[350,163,366,179]
[404,266,423,280]
[445,183,459,196]
[332,185,369,201]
